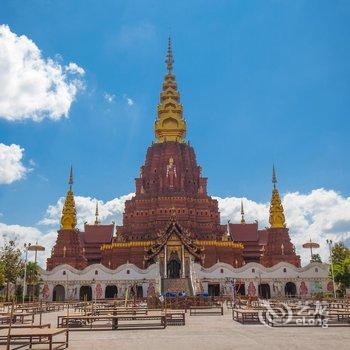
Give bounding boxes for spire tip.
[166,36,174,72]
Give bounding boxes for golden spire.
[94,201,100,225]
[269,165,286,228]
[240,200,246,224]
[154,37,186,143]
[60,166,77,230]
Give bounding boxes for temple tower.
[260,166,300,267]
[46,167,87,270]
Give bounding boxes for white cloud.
[217,189,350,265]
[104,93,115,103]
[122,94,134,106]
[0,223,57,267]
[0,24,84,121]
[0,143,30,184]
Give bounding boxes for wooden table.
[1,327,68,350]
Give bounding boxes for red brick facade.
[46,229,87,270]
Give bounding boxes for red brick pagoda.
[47,39,300,277]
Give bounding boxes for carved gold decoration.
[60,166,77,230]
[269,165,286,228]
[154,38,186,143]
[196,240,244,249]
[101,240,154,251]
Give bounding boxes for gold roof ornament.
[269,165,286,228]
[94,201,100,225]
[60,166,77,230]
[154,37,186,143]
[240,200,246,224]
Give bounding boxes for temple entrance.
[52,284,65,301]
[167,251,181,278]
[258,283,271,299]
[80,286,92,301]
[208,283,220,296]
[105,285,118,299]
[136,286,143,298]
[285,282,297,297]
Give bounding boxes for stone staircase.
[162,278,193,296]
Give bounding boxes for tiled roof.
[81,224,114,244]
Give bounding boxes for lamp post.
[326,239,337,299]
[22,243,31,304]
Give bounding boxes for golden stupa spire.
[269,165,286,228]
[240,200,246,224]
[94,201,100,225]
[154,37,186,143]
[60,166,77,230]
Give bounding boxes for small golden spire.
[94,201,100,225]
[155,37,186,143]
[269,165,286,228]
[60,166,77,230]
[240,200,246,224]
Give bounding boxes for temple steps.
[162,278,193,296]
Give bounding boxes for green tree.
[0,239,23,301]
[331,243,350,294]
[311,253,322,263]
[332,242,350,264]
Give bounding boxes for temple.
[40,39,330,302]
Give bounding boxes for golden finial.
[94,201,100,225]
[60,166,77,230]
[166,36,174,73]
[68,165,73,189]
[272,164,277,189]
[269,165,286,228]
[154,38,186,143]
[240,200,246,224]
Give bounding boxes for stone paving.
[35,309,350,350]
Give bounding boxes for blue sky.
[0,0,350,235]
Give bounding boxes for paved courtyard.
[37,309,350,350]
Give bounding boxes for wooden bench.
[189,305,223,316]
[57,314,167,330]
[232,309,262,324]
[112,315,166,330]
[164,312,186,326]
[57,315,115,330]
[0,327,68,350]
